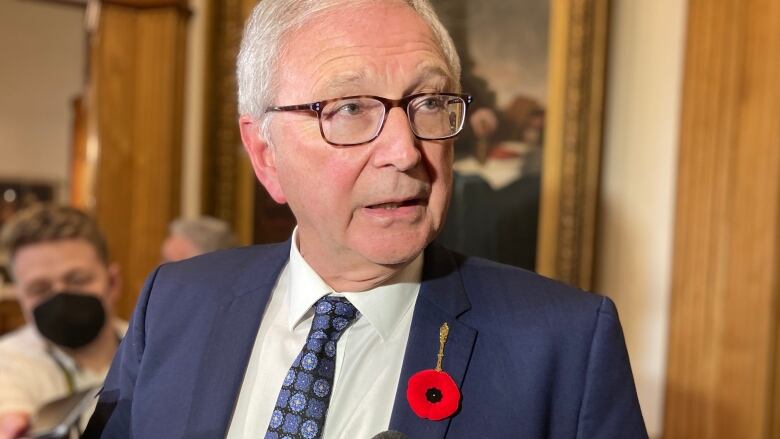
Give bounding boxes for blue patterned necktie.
[265,296,360,439]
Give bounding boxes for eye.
[325,100,365,119]
[25,281,52,298]
[415,95,447,112]
[338,102,361,114]
[64,269,95,288]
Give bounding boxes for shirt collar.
[287,227,422,341]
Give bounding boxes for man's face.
[161,233,200,263]
[10,239,119,322]
[242,2,455,282]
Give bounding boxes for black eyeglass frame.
[266,92,473,147]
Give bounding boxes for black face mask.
[33,292,106,349]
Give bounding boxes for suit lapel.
[389,245,478,439]
[184,241,291,437]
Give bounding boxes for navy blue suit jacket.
[86,241,647,438]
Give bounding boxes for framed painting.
[205,0,608,289]
[432,0,608,288]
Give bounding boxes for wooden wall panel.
[663,0,780,437]
[91,3,187,318]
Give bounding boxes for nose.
[371,107,421,171]
[51,279,68,293]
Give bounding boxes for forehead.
[12,239,103,281]
[277,2,452,101]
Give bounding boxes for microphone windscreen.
[371,431,409,439]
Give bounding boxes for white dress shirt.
[0,320,127,430]
[226,229,421,439]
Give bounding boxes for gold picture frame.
[537,0,609,289]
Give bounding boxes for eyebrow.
[316,64,454,99]
[318,71,369,98]
[405,65,453,94]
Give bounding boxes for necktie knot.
[310,296,359,342]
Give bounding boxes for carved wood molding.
[537,0,608,290]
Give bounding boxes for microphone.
[371,431,409,439]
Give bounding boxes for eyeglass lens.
[320,94,467,146]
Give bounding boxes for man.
[0,205,124,439]
[87,1,647,438]
[160,216,236,263]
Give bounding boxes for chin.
[354,231,433,267]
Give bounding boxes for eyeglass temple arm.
[266,102,320,112]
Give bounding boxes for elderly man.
[86,1,647,438]
[0,205,124,439]
[160,216,236,263]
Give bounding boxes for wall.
[595,0,688,437]
[0,1,84,192]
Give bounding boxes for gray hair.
[236,0,461,132]
[169,216,236,254]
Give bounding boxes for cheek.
[78,272,112,299]
[21,296,44,315]
[87,280,109,295]
[423,144,454,199]
[13,287,50,314]
[275,140,367,215]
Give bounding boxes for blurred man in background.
[0,205,125,439]
[160,216,236,263]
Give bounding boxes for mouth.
[366,198,427,210]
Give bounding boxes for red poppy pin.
[406,322,461,420]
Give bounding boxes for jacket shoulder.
[161,242,288,274]
[151,241,290,300]
[444,249,612,335]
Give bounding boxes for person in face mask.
[0,204,125,439]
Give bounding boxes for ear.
[106,262,121,303]
[239,116,287,204]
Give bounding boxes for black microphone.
[371,431,409,439]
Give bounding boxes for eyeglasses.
[266,93,473,147]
